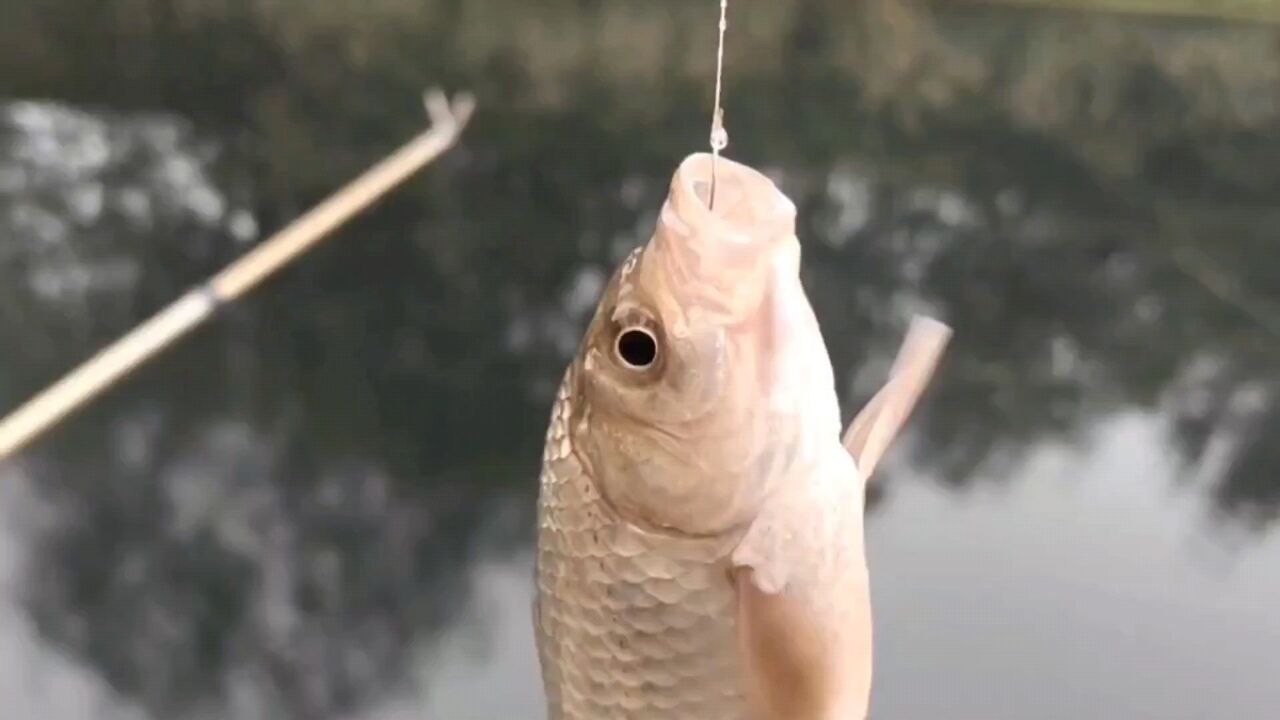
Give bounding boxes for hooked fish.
[533,153,949,719]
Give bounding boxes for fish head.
[571,153,839,536]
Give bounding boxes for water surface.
[1,2,1278,718]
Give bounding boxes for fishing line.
[709,0,729,210]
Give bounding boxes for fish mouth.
[650,153,798,321]
[665,152,796,249]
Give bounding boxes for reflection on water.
[1,1,1279,718]
[0,478,123,719]
[871,413,1280,719]
[418,414,1280,720]
[420,553,542,720]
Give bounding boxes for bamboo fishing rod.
[0,88,475,463]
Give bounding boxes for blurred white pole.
[0,89,476,462]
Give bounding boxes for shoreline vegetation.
[947,0,1280,25]
[6,0,1280,192]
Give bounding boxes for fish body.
[534,153,948,719]
[534,361,750,718]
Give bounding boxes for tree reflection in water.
[0,1,1278,717]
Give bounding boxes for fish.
[533,152,950,720]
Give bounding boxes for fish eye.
[615,327,658,370]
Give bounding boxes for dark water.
[1,2,1279,718]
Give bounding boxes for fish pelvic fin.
[841,315,951,481]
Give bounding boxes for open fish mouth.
[648,153,799,323]
[667,152,796,238]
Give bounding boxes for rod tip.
[423,88,477,132]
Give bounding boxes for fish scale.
[535,366,750,720]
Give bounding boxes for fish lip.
[665,152,796,246]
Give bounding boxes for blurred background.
[1,0,1279,718]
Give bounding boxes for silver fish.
[534,153,949,719]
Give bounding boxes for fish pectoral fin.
[734,568,872,720]
[842,314,951,480]
[732,456,872,720]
